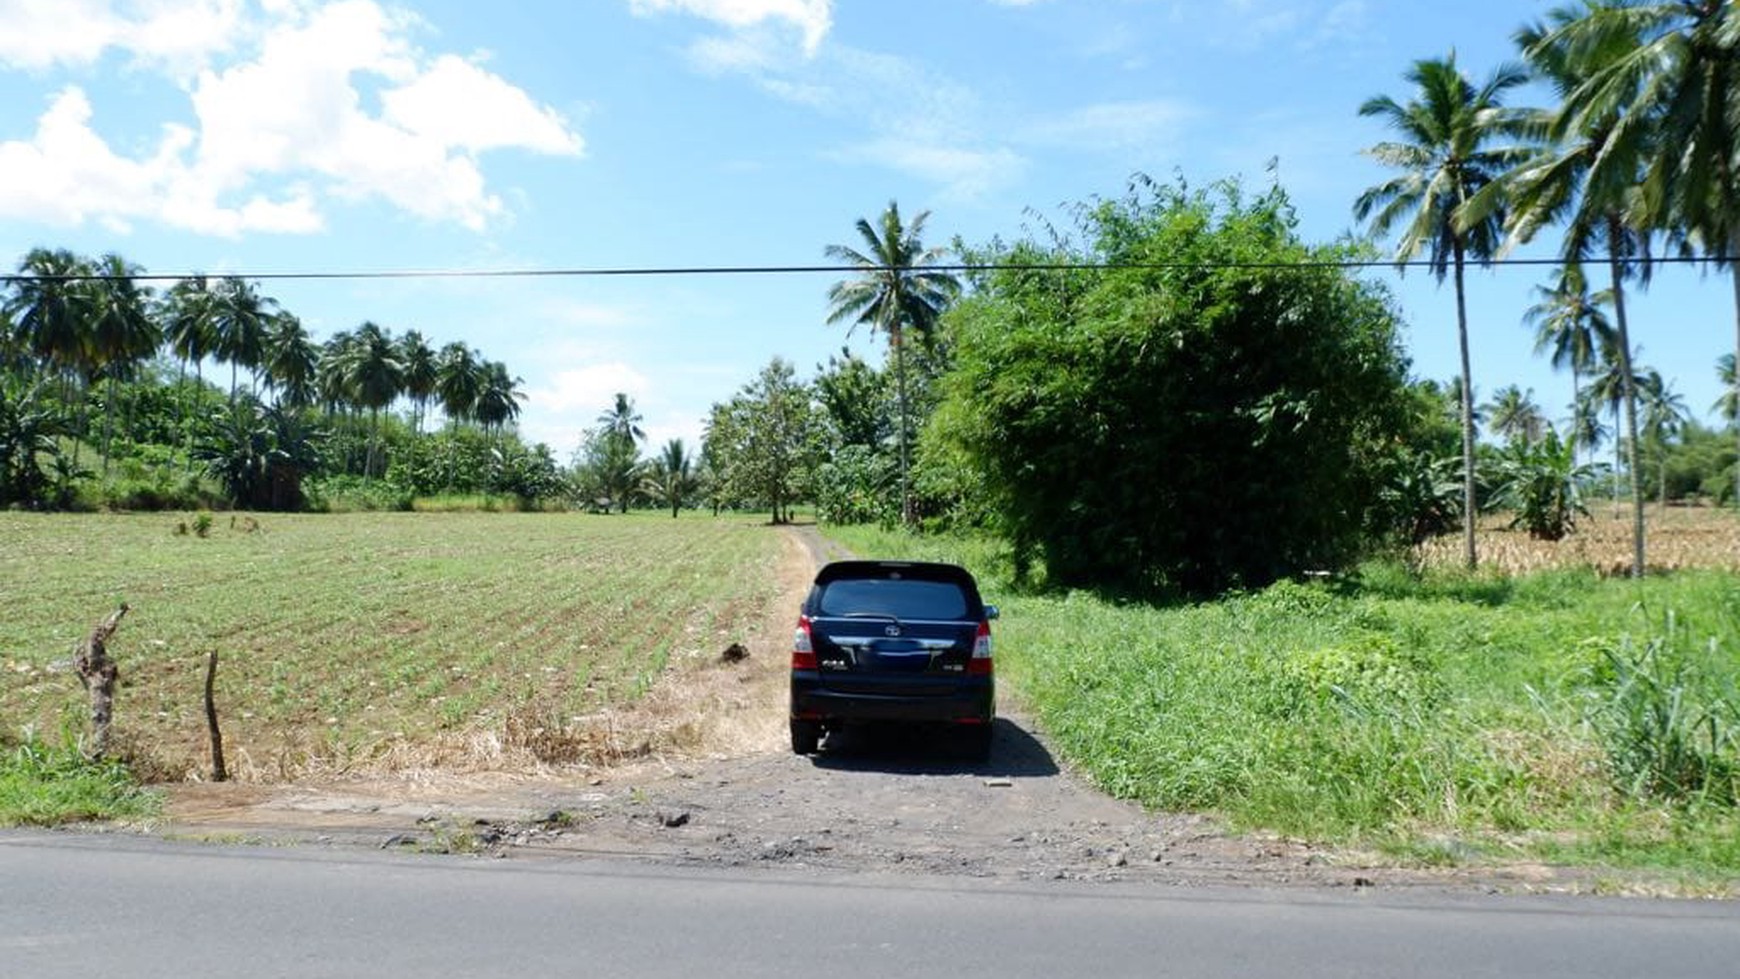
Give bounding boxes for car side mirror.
[984,604,1000,621]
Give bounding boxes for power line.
[2,254,1733,283]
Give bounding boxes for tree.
[825,200,960,528]
[704,358,819,525]
[210,277,272,406]
[1639,370,1689,506]
[1355,53,1532,569]
[644,438,697,518]
[1510,5,1660,574]
[435,342,482,429]
[943,177,1413,595]
[397,330,438,434]
[1522,264,1615,450]
[597,392,645,444]
[341,321,404,478]
[1582,341,1650,511]
[473,361,524,433]
[262,311,317,409]
[1483,385,1547,446]
[1533,1,1740,507]
[84,253,160,474]
[1717,354,1737,425]
[1492,428,1597,540]
[572,424,640,513]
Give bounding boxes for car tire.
[790,719,821,755]
[964,723,993,762]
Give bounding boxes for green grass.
[824,524,1740,881]
[0,511,789,778]
[0,733,161,826]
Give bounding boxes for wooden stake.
[204,650,227,782]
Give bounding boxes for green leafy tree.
[1355,53,1531,569]
[1639,370,1690,505]
[341,321,405,478]
[0,376,65,508]
[941,177,1413,595]
[704,358,819,525]
[572,424,641,513]
[435,342,483,429]
[1492,428,1596,540]
[262,312,318,409]
[825,201,960,527]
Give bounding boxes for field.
[828,514,1740,887]
[0,511,793,781]
[1416,505,1740,576]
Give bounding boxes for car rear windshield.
[816,578,972,621]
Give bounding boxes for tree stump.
[73,604,128,758]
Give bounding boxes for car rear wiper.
[841,611,904,630]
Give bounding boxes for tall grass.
[824,524,1740,874]
[0,731,160,826]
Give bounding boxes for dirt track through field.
[148,525,1594,893]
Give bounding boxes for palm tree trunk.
[1452,245,1478,571]
[893,327,914,529]
[1731,245,1740,510]
[1607,223,1644,578]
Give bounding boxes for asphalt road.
[3,832,1736,979]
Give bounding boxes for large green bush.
[932,176,1413,595]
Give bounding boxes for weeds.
[0,730,160,826]
[1581,611,1739,806]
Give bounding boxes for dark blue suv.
[789,560,999,759]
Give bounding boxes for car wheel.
[790,719,822,755]
[963,723,993,762]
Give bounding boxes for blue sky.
[1,0,1732,455]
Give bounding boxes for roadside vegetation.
[0,731,158,827]
[826,521,1740,886]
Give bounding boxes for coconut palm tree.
[210,277,272,407]
[397,329,438,435]
[262,311,318,409]
[7,248,91,389]
[435,342,482,430]
[1522,265,1615,450]
[1533,1,1740,506]
[342,321,404,478]
[1354,53,1532,568]
[825,200,961,528]
[1510,4,1661,574]
[84,253,160,474]
[1484,385,1548,446]
[597,392,645,445]
[1717,354,1737,424]
[473,361,524,433]
[1638,370,1689,507]
[1583,343,1651,513]
[645,438,696,518]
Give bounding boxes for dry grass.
[1415,505,1740,576]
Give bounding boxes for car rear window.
[816,578,971,621]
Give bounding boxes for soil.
[146,525,1599,894]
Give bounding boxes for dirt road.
[149,526,1586,893]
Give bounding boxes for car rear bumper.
[790,672,994,724]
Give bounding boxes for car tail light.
[968,619,993,676]
[791,615,817,670]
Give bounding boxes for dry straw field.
[1415,506,1740,577]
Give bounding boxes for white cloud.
[630,0,832,56]
[0,0,246,74]
[833,138,1024,202]
[0,0,584,235]
[1021,99,1196,154]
